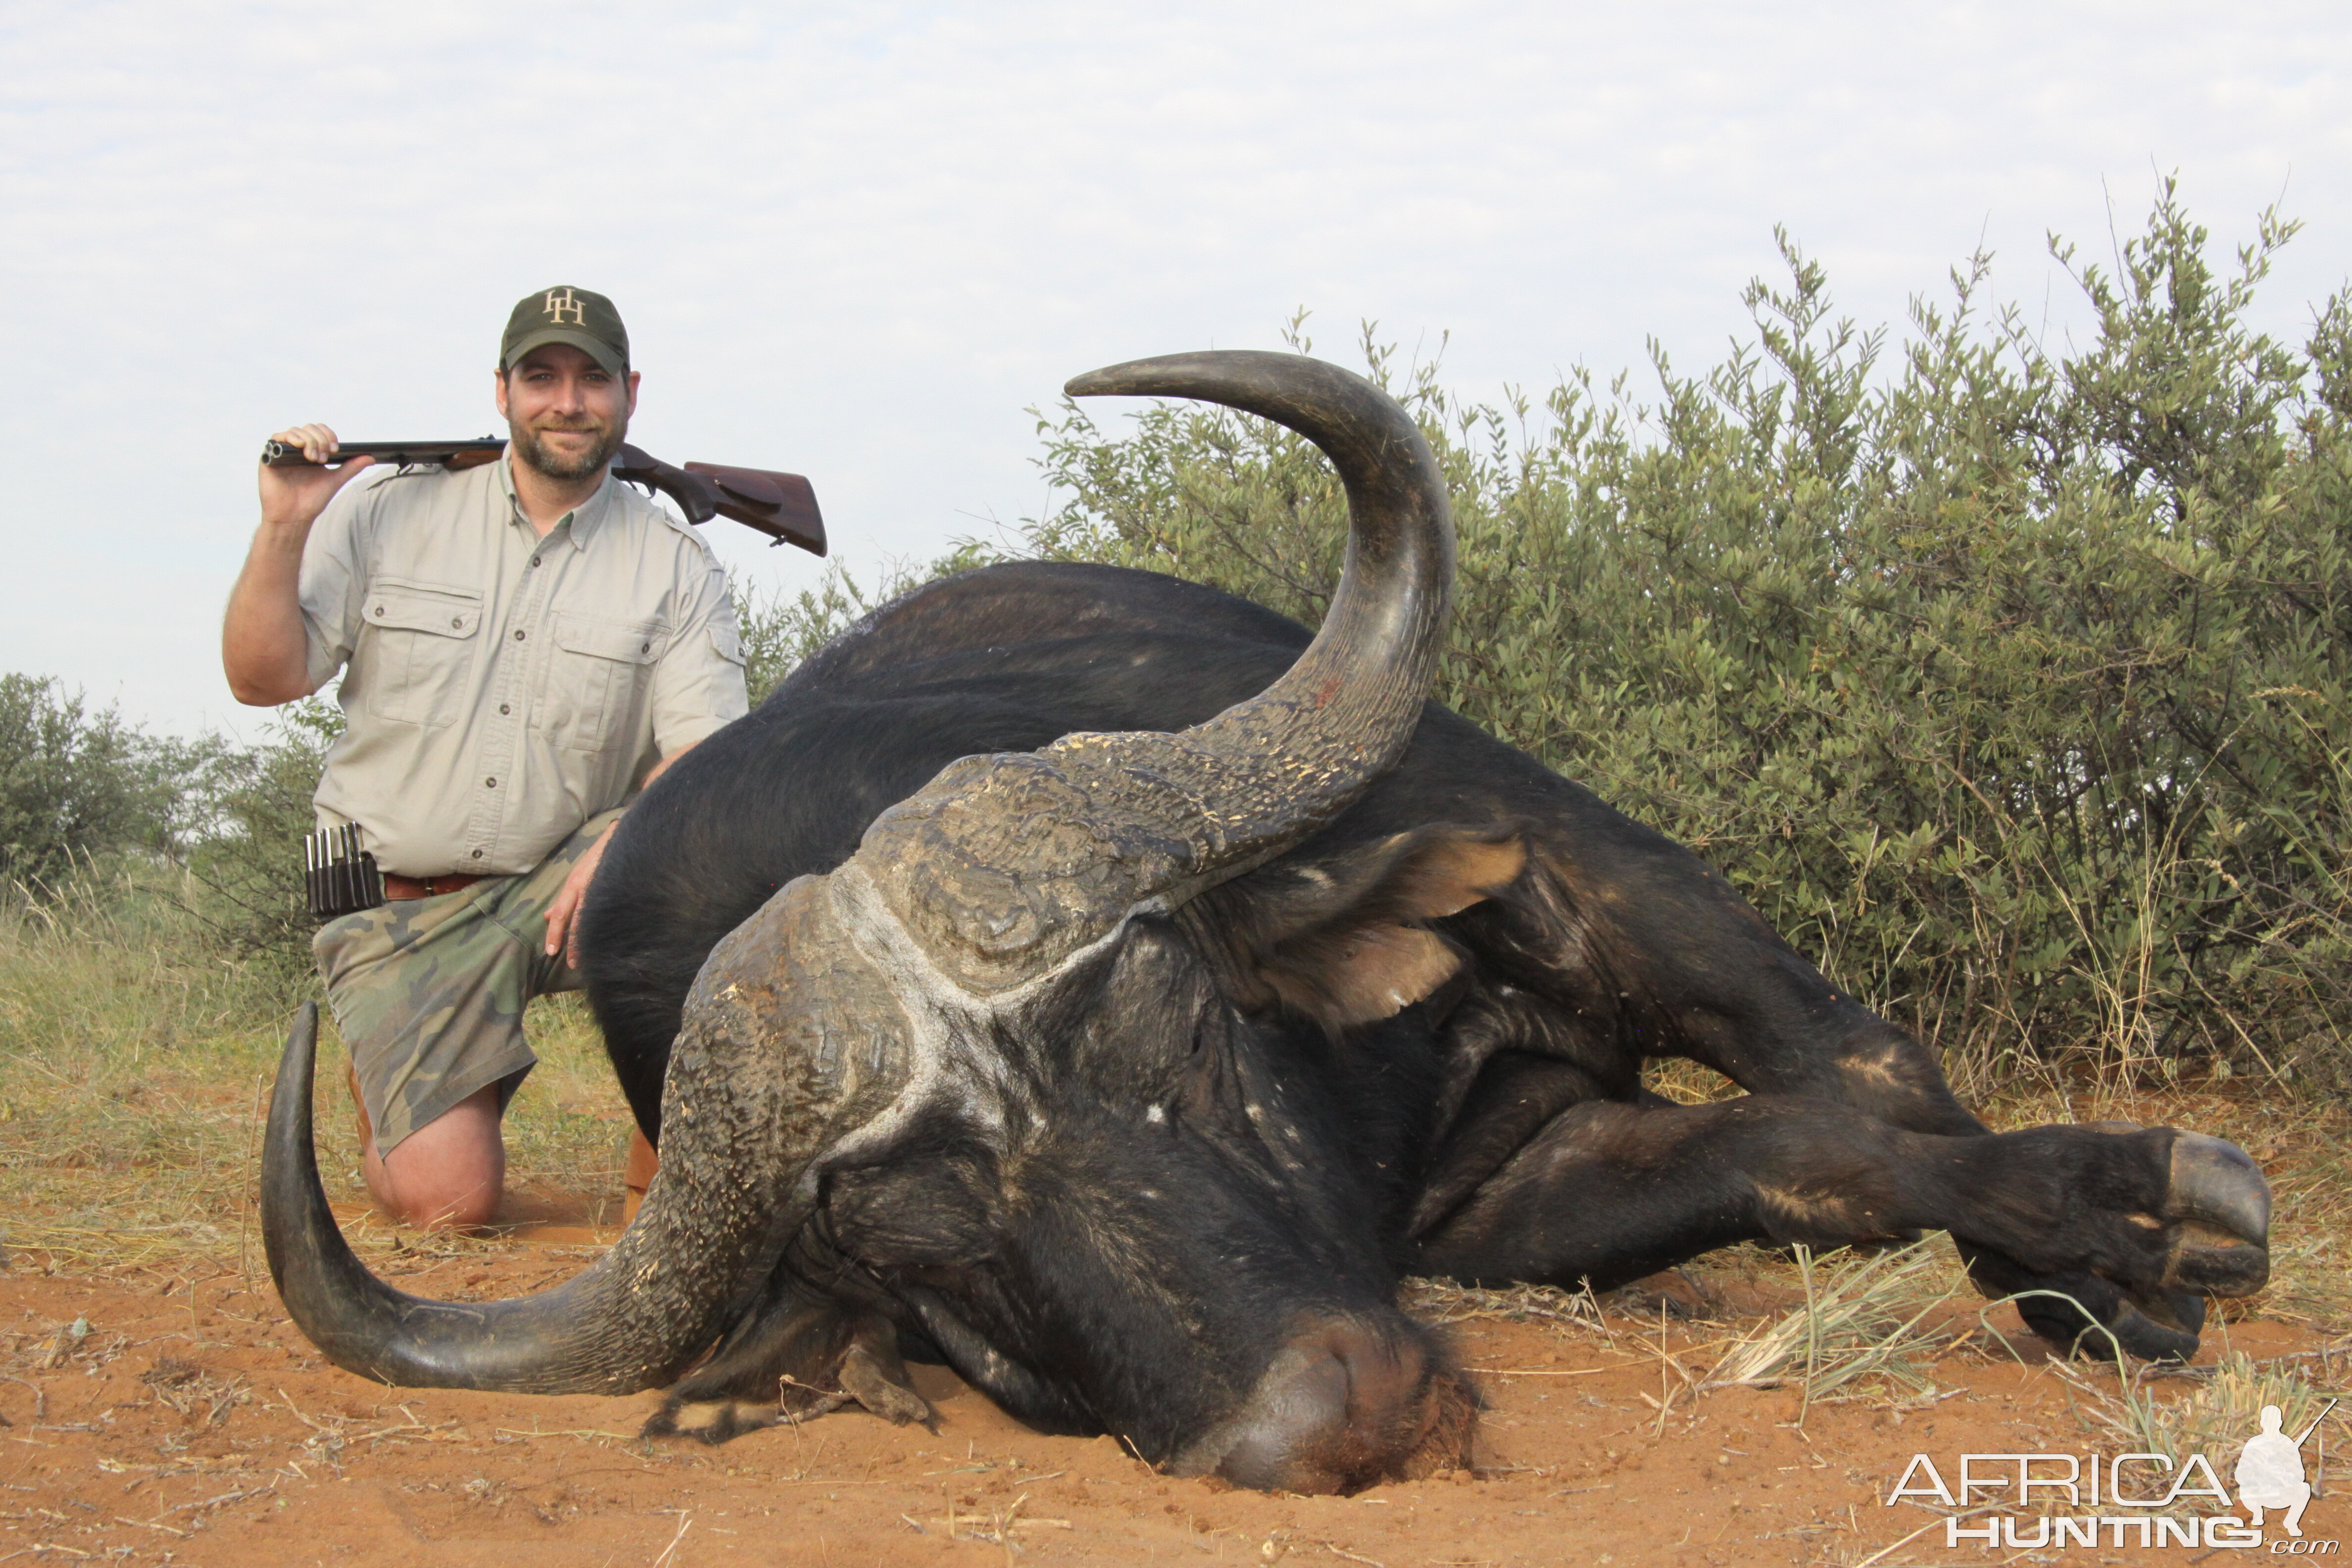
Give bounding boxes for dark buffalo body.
[574,560,2265,1484]
[263,353,2268,1497]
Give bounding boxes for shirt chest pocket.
[360,580,483,729]
[540,613,666,753]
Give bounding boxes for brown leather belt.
[383,872,487,900]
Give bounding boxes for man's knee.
[384,1179,499,1231]
[377,1168,501,1230]
[371,1084,505,1230]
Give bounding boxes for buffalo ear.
[1188,825,1527,1027]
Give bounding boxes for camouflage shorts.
[312,808,624,1154]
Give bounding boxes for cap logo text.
[543,288,584,325]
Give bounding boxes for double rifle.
[261,437,825,556]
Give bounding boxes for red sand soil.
[0,1200,2337,1568]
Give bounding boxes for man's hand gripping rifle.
[260,437,827,556]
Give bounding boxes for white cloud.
[1,0,2344,733]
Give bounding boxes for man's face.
[494,344,640,483]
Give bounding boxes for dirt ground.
[0,1193,2341,1568]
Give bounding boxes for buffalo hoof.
[2160,1132,2270,1297]
[641,1344,937,1445]
[1962,1127,2270,1364]
[641,1388,842,1445]
[838,1340,938,1429]
[1967,1256,2208,1364]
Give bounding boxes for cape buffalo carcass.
[263,350,2271,1495]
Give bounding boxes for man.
[223,286,747,1230]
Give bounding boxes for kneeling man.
[222,286,747,1228]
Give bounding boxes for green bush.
[1025,188,2352,1093]
[0,674,217,888]
[179,699,342,968]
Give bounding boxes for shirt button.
[513,630,526,641]
[499,703,511,715]
[485,777,497,788]
[530,557,541,568]
[450,617,463,629]
[639,641,650,653]
[372,606,385,618]
[471,849,484,859]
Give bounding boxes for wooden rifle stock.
[611,445,826,556]
[259,437,827,557]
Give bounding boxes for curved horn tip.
[1063,348,1316,402]
[1064,362,1153,399]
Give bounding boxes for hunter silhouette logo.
[1884,1397,2340,1552]
[543,288,584,325]
[2238,1399,2336,1538]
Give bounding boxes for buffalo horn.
[852,350,1454,993]
[263,893,898,1391]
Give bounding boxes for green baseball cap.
[501,285,629,375]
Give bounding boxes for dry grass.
[2053,1346,2348,1465]
[1701,1234,1962,1406]
[1398,1277,1613,1336]
[0,871,634,1279]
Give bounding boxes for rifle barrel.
[261,439,505,468]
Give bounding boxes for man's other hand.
[259,423,375,529]
[545,819,621,967]
[543,745,696,967]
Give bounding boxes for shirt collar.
[498,446,616,551]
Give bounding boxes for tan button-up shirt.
[298,452,749,877]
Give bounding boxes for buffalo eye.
[825,1144,1000,1270]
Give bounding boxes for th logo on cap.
[543,288,585,325]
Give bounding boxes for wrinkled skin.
[619,887,1477,1490]
[573,562,2270,1489]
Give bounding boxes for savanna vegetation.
[1024,187,2352,1101]
[1,191,2345,1315]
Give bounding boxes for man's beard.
[511,415,625,483]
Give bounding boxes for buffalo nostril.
[1203,1320,1453,1494]
[1214,1344,1354,1491]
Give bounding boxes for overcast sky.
[2,1,2345,736]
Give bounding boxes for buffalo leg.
[1410,1095,2267,1358]
[1469,838,1989,1136]
[1464,847,2269,1355]
[641,1274,934,1444]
